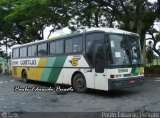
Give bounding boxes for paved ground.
[0,75,160,117]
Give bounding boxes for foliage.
[0,0,160,49]
[146,28,160,57]
[68,0,160,49]
[0,49,10,59]
[145,65,160,75]
[0,0,71,45]
[0,50,7,58]
[146,49,154,65]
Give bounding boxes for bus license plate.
[129,80,135,84]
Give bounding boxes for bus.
[11,28,144,92]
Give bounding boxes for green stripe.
[48,56,67,83]
[135,68,140,73]
[131,67,136,73]
[40,57,56,82]
[131,67,140,73]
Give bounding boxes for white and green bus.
[11,28,144,92]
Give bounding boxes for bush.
[144,65,160,74]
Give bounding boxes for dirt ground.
[0,75,160,118]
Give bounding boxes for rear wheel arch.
[21,69,29,83]
[21,69,27,77]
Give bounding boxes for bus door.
[93,41,106,90]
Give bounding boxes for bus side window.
[32,45,37,56]
[38,43,47,56]
[13,48,19,58]
[20,47,27,58]
[65,39,72,53]
[56,40,64,54]
[50,42,56,55]
[72,36,82,53]
[28,45,37,57]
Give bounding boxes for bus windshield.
[107,34,143,66]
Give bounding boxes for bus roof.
[12,28,138,49]
[85,27,138,35]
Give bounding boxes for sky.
[148,0,157,2]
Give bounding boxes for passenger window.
[72,36,82,53]
[65,39,72,53]
[49,42,56,54]
[13,48,19,58]
[20,47,27,57]
[28,45,37,57]
[38,43,47,56]
[56,40,64,54]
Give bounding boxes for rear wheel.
[73,74,87,93]
[22,70,28,83]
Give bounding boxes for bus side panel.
[83,69,95,89]
[20,57,48,81]
[15,67,26,78]
[28,67,38,80]
[17,67,22,78]
[12,66,34,80]
[39,56,67,83]
[35,57,48,81]
[12,67,17,77]
[56,55,95,89]
[57,68,95,89]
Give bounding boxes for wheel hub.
[77,78,84,88]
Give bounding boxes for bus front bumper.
[108,77,144,90]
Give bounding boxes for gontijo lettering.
[12,59,37,66]
[20,60,36,65]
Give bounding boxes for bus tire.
[22,70,28,83]
[73,73,87,93]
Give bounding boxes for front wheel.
[73,74,87,93]
[22,70,29,83]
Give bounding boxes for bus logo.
[69,58,80,66]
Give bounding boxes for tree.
[66,0,160,65]
[146,28,160,57]
[0,50,8,59]
[68,0,116,31]
[99,0,160,48]
[146,49,154,66]
[0,0,71,45]
[1,0,160,50]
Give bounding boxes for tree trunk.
[95,12,99,27]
